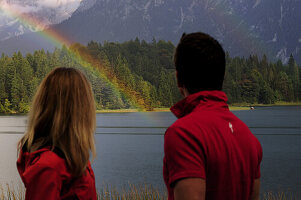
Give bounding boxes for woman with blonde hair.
[17,67,97,200]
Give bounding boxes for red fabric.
[163,90,262,200]
[17,147,97,200]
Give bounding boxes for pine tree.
[11,73,20,110]
[287,55,300,100]
[3,99,12,113]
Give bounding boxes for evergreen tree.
[1,39,301,113]
[287,55,300,100]
[3,99,12,113]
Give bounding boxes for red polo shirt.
[163,90,262,200]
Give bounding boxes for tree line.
[0,38,300,113]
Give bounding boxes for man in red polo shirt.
[163,32,262,200]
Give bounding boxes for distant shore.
[96,102,301,113]
[96,108,170,113]
[1,102,301,115]
[96,106,252,113]
[230,101,301,107]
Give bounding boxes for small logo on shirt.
[229,122,234,133]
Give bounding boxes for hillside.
[0,39,300,113]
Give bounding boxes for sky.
[0,0,82,39]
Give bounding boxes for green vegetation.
[0,183,298,200]
[228,106,250,111]
[0,39,300,114]
[96,109,141,113]
[96,108,171,113]
[224,54,301,104]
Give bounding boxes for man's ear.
[176,71,189,97]
[176,71,184,88]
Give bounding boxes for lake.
[0,106,300,197]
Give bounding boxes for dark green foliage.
[96,39,180,107]
[0,39,300,113]
[225,54,300,104]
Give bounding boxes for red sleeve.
[255,140,263,179]
[23,164,61,200]
[164,125,206,186]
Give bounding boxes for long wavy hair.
[19,67,96,177]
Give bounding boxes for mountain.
[1,0,300,64]
[73,0,97,14]
[0,0,81,47]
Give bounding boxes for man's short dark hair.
[174,32,226,93]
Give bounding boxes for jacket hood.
[17,147,49,177]
[16,146,97,199]
[170,90,228,118]
[17,146,67,180]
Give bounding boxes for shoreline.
[230,102,301,107]
[1,103,301,115]
[96,102,301,113]
[96,107,251,112]
[96,108,171,113]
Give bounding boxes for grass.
[96,109,141,113]
[0,184,24,200]
[98,184,167,200]
[228,106,250,111]
[0,183,298,200]
[263,191,298,200]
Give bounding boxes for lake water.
[0,106,300,197]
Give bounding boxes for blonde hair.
[19,67,96,177]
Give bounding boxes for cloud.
[16,24,24,36]
[37,0,81,9]
[0,1,39,14]
[6,18,18,26]
[0,0,81,27]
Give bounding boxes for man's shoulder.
[166,111,209,139]
[169,109,217,130]
[167,107,252,139]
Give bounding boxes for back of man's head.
[174,32,226,94]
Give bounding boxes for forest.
[0,38,300,113]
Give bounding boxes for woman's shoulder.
[37,148,66,169]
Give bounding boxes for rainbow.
[0,2,148,110]
[0,1,73,48]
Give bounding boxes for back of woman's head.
[19,67,96,177]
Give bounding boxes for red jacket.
[17,147,97,200]
[163,90,262,200]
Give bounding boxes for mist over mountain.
[0,0,300,64]
[0,0,81,41]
